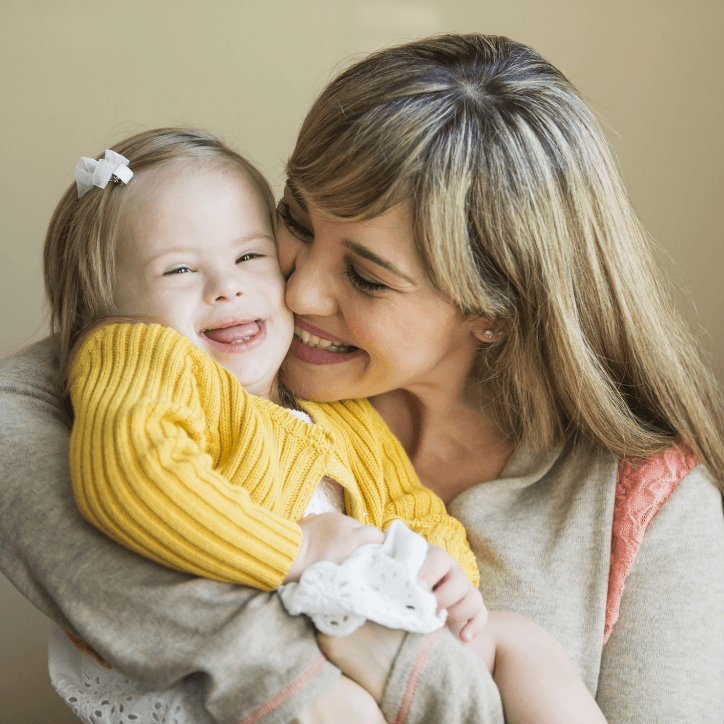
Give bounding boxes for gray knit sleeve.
[0,340,338,724]
[597,464,724,723]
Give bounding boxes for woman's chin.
[280,351,368,402]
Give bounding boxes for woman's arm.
[597,465,724,722]
[0,339,339,724]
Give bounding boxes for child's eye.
[164,265,194,275]
[236,253,262,264]
[277,200,313,241]
[345,263,389,293]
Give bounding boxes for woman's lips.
[200,320,266,354]
[294,317,351,345]
[290,317,362,364]
[289,335,364,365]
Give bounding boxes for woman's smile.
[277,187,484,402]
[291,316,363,364]
[293,316,359,352]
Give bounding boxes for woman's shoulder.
[0,338,72,441]
[611,444,702,548]
[615,444,699,507]
[0,337,63,409]
[605,444,719,643]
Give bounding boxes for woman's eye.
[277,199,313,241]
[164,265,193,275]
[236,253,262,264]
[345,263,389,293]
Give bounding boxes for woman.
[275,33,724,722]
[1,33,722,724]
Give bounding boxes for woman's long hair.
[43,127,276,399]
[287,33,724,488]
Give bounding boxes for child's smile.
[112,158,294,400]
[200,317,268,352]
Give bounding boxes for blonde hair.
[44,127,276,397]
[287,33,724,488]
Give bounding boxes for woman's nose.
[283,248,338,318]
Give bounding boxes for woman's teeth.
[294,325,357,353]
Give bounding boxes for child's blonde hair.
[287,33,724,487]
[44,127,276,395]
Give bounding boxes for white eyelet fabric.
[279,520,446,637]
[48,623,213,724]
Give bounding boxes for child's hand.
[283,512,385,584]
[417,543,487,642]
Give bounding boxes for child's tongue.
[204,322,260,344]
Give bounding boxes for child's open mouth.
[201,320,266,352]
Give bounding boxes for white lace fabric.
[48,623,213,724]
[279,520,446,636]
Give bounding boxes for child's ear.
[469,317,504,343]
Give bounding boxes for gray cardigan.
[1,339,723,724]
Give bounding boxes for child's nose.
[206,272,245,303]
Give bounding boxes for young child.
[47,127,607,724]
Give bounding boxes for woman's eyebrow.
[285,181,308,213]
[342,240,415,285]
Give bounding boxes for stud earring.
[483,330,494,339]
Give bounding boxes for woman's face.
[277,184,484,402]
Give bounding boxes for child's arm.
[362,402,487,639]
[375,413,479,588]
[468,611,608,724]
[70,322,306,590]
[418,543,488,642]
[284,511,385,583]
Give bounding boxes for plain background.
[1,0,722,719]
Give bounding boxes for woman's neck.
[371,374,512,506]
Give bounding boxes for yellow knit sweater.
[69,323,479,591]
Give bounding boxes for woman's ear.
[469,317,504,343]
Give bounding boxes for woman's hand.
[283,512,385,583]
[418,543,488,642]
[295,674,386,724]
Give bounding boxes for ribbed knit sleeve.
[305,398,480,588]
[69,323,303,590]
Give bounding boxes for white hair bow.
[74,150,133,198]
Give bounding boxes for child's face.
[113,160,294,400]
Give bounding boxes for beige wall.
[1,0,721,718]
